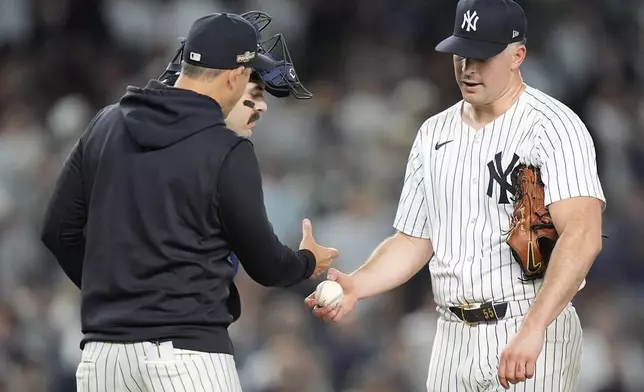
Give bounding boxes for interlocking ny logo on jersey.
[462,10,479,32]
[487,152,520,204]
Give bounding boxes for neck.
[174,75,231,117]
[465,76,526,125]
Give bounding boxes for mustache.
[248,111,260,124]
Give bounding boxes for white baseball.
[314,280,343,308]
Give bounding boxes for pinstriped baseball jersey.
[394,84,605,307]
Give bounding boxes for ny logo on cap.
[462,10,479,32]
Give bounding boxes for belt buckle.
[460,303,481,326]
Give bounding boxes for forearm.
[236,241,315,287]
[351,232,433,300]
[218,141,314,287]
[522,229,601,331]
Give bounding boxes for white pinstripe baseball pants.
[76,341,242,392]
[426,302,583,392]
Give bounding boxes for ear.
[227,67,250,87]
[511,45,526,71]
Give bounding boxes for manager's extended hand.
[299,218,339,279]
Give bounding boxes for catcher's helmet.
[158,11,312,100]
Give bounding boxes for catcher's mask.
[158,11,312,100]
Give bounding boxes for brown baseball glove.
[506,164,559,281]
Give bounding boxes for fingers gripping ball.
[315,280,343,308]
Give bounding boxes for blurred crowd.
[0,0,643,391]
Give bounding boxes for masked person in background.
[160,11,312,138]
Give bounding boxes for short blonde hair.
[510,37,527,48]
[180,61,225,81]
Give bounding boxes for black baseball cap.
[435,0,527,60]
[182,12,275,71]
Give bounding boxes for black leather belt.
[449,302,508,324]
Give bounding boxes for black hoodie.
[40,80,315,354]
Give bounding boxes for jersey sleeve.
[393,126,431,239]
[536,111,606,209]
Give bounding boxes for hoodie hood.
[119,80,227,150]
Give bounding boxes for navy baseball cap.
[182,12,275,71]
[435,0,527,60]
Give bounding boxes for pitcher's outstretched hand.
[305,268,358,323]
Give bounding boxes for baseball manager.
[40,12,338,392]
